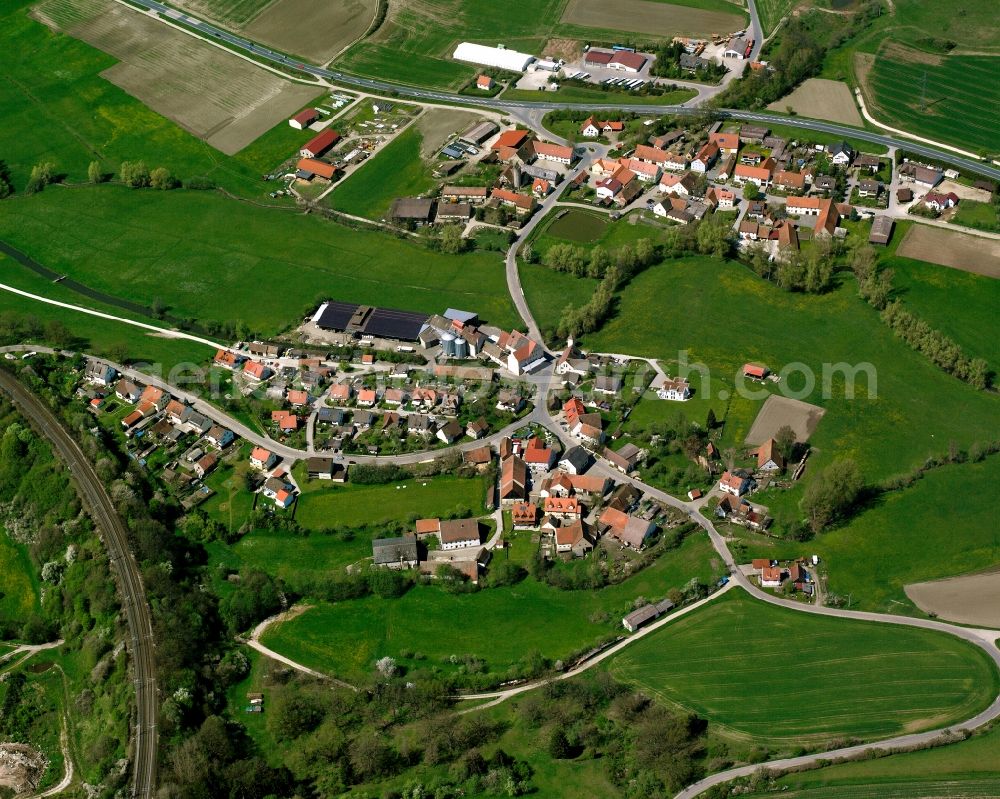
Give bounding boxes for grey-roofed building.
[559,446,592,475]
[389,197,435,224]
[372,535,419,569]
[869,216,893,246]
[461,119,499,145]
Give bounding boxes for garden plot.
[744,395,825,446]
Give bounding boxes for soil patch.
[0,743,46,795]
[37,0,322,155]
[243,0,378,63]
[897,225,1000,278]
[937,180,993,203]
[542,37,583,62]
[882,40,944,67]
[415,109,483,158]
[905,569,1000,627]
[767,78,863,126]
[561,0,745,39]
[744,395,825,446]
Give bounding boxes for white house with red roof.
[250,446,278,470]
[719,470,755,496]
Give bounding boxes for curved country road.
[0,370,159,799]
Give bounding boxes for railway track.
[0,370,158,798]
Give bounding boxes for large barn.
[312,301,429,342]
[453,42,535,72]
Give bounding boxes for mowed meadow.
[0,187,520,335]
[607,590,1000,745]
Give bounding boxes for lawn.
[208,529,373,583]
[865,50,1000,155]
[327,126,435,219]
[0,527,39,630]
[741,723,1000,797]
[951,200,1000,233]
[579,256,1000,491]
[292,470,490,531]
[261,532,721,682]
[0,187,520,335]
[607,589,999,745]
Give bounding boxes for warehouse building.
[453,42,535,72]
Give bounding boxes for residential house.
[658,171,696,196]
[814,175,837,193]
[193,452,218,479]
[372,535,419,569]
[924,191,959,211]
[532,177,551,197]
[814,198,840,238]
[476,74,494,91]
[85,361,117,386]
[165,400,191,425]
[437,419,463,444]
[490,188,535,215]
[439,519,481,550]
[594,374,622,395]
[898,162,942,189]
[531,140,574,165]
[271,410,299,432]
[287,389,310,408]
[523,436,558,472]
[858,179,881,198]
[716,154,736,181]
[829,141,854,166]
[328,383,352,404]
[555,344,592,378]
[734,161,773,188]
[544,495,582,520]
[656,376,691,401]
[491,128,531,161]
[854,154,882,173]
[715,188,735,209]
[620,157,661,183]
[442,185,490,203]
[568,473,611,497]
[709,131,739,154]
[204,425,235,448]
[772,170,805,193]
[243,361,272,382]
[213,349,243,370]
[466,417,489,439]
[754,438,785,471]
[761,565,785,588]
[662,152,689,173]
[723,36,749,59]
[558,446,592,475]
[356,388,377,407]
[786,196,821,216]
[511,502,539,528]
[463,445,492,468]
[690,141,719,173]
[496,390,525,413]
[554,520,593,557]
[114,379,141,403]
[383,388,408,407]
[600,507,656,549]
[719,470,755,496]
[500,455,528,500]
[580,117,624,137]
[250,447,278,470]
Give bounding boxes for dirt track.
[897,225,1000,279]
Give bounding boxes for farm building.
[312,300,429,342]
[389,197,435,224]
[372,535,419,569]
[622,599,675,632]
[296,158,337,181]
[300,129,340,159]
[461,120,499,144]
[869,216,893,246]
[453,42,535,72]
[288,108,319,129]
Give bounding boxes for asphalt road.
[126,0,1000,181]
[0,369,159,799]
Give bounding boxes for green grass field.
[0,528,40,629]
[293,471,489,530]
[754,0,795,36]
[503,86,698,106]
[885,235,1000,372]
[608,589,999,745]
[0,0,303,196]
[951,200,1000,233]
[741,724,1000,798]
[261,532,721,682]
[328,126,436,219]
[0,187,520,335]
[813,457,1000,613]
[575,256,1000,490]
[866,51,1000,155]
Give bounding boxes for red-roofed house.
[214,349,243,369]
[476,74,494,91]
[608,50,647,72]
[709,131,740,154]
[634,144,670,165]
[523,437,557,471]
[300,129,340,159]
[287,390,309,407]
[328,383,352,403]
[599,507,655,549]
[691,141,719,173]
[491,188,535,214]
[532,141,575,165]
[243,361,272,382]
[511,502,539,528]
[743,363,769,380]
[250,447,277,470]
[734,162,772,187]
[544,495,582,519]
[924,191,959,211]
[719,470,754,496]
[555,520,593,556]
